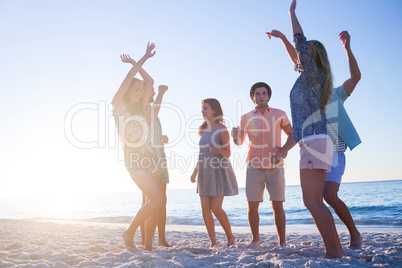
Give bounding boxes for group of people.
[113,0,362,259]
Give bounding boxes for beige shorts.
[299,136,334,172]
[246,166,285,202]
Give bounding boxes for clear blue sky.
[1,0,401,197]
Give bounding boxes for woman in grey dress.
[191,98,238,247]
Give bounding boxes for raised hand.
[266,30,284,40]
[289,0,296,13]
[145,42,156,58]
[339,31,351,49]
[120,54,136,65]
[158,85,168,95]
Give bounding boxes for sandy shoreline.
[0,219,401,267]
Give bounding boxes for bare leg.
[211,197,235,246]
[323,181,361,249]
[247,201,260,243]
[140,192,147,246]
[144,211,157,251]
[271,201,286,245]
[157,183,170,247]
[144,168,161,251]
[122,169,163,251]
[200,196,217,246]
[300,169,345,258]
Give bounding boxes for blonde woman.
[279,0,345,258]
[267,29,362,251]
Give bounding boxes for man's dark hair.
[250,82,272,101]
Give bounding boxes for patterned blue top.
[290,33,329,142]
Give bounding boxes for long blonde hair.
[307,40,333,110]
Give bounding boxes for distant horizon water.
[1,180,401,229]
[2,178,400,198]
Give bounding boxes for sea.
[1,180,401,230]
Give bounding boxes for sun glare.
[45,194,78,219]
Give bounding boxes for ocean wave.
[12,215,402,228]
[2,180,400,228]
[66,216,402,227]
[349,205,401,213]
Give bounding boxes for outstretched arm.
[120,54,154,83]
[267,30,297,65]
[121,53,155,110]
[145,85,168,122]
[112,42,156,112]
[289,0,321,79]
[340,31,361,96]
[289,0,303,36]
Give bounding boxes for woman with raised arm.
[112,42,167,251]
[267,29,363,250]
[190,98,238,247]
[323,31,362,249]
[120,53,171,249]
[286,0,345,258]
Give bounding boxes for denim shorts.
[325,152,346,184]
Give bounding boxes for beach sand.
[0,219,401,267]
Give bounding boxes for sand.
[0,219,401,267]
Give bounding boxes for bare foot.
[247,240,262,248]
[158,241,172,247]
[208,242,217,248]
[324,254,345,259]
[122,231,136,251]
[348,232,362,249]
[227,237,235,246]
[324,249,346,259]
[208,237,217,248]
[324,253,341,259]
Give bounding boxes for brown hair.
[123,78,145,115]
[250,82,272,102]
[198,98,225,136]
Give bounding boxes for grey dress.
[197,125,238,197]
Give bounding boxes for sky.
[1,0,402,198]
